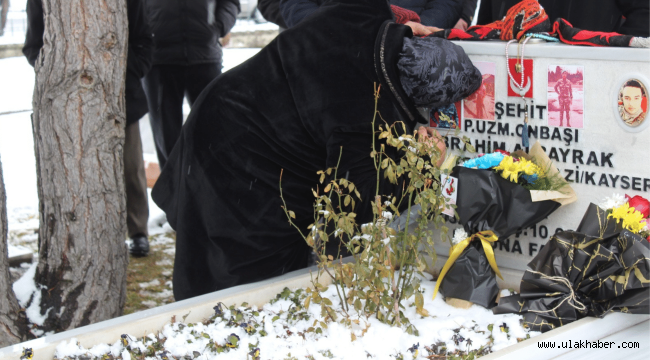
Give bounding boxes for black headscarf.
[397,36,481,108]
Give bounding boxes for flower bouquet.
[434,142,576,308]
[492,195,650,332]
[576,193,650,240]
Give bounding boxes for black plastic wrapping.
[440,167,562,307]
[575,203,623,238]
[439,241,500,308]
[452,167,561,239]
[493,206,650,332]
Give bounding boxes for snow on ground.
[12,262,49,327]
[231,19,278,33]
[7,244,31,257]
[53,274,539,360]
[0,57,33,113]
[0,110,38,227]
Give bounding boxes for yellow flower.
[494,156,541,183]
[518,158,541,176]
[623,210,645,233]
[494,156,519,183]
[609,203,646,233]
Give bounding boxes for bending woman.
[152,0,481,301]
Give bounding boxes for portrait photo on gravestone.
[617,78,648,129]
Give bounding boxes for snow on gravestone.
[428,41,650,272]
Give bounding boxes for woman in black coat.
[152,0,481,301]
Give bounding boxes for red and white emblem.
[507,59,533,98]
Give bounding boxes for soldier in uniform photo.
[554,71,573,127]
[618,79,648,127]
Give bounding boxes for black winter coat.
[281,0,462,28]
[152,0,480,301]
[459,0,478,24]
[391,0,462,28]
[477,0,649,37]
[144,0,240,65]
[23,0,153,125]
[258,0,287,28]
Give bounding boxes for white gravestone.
[430,41,650,272]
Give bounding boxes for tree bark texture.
[0,157,28,346]
[32,0,129,332]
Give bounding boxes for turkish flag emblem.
[507,59,533,98]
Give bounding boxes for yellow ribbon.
[432,230,503,300]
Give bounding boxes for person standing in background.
[453,0,478,30]
[23,0,154,256]
[259,0,288,29]
[390,0,462,28]
[142,0,240,170]
[281,0,462,29]
[0,0,9,36]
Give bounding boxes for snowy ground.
[53,276,539,360]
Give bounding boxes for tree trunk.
[0,157,28,346]
[31,0,129,332]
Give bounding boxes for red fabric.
[447,28,475,39]
[573,30,621,42]
[472,26,499,39]
[431,0,549,41]
[391,5,420,25]
[491,0,549,40]
[436,25,500,41]
[432,0,637,48]
[551,18,634,47]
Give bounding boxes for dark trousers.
[124,121,149,237]
[143,63,221,169]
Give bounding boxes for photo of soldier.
[464,62,495,121]
[548,65,584,129]
[617,79,648,128]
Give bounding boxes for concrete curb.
[227,30,278,49]
[0,43,23,59]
